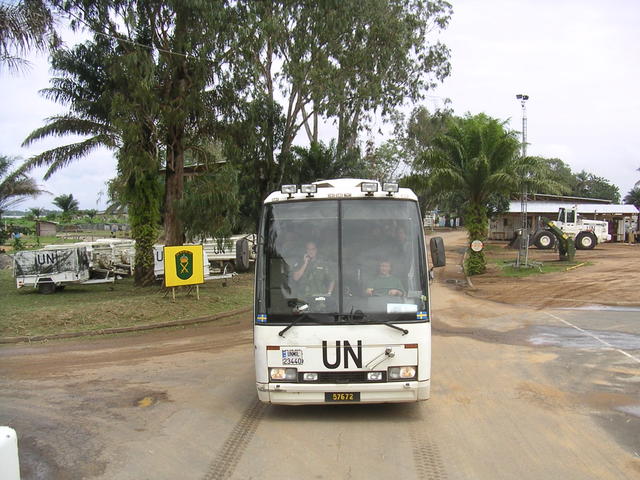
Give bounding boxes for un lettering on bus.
[322,340,363,369]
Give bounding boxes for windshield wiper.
[278,314,310,337]
[381,321,409,335]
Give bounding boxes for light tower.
[515,94,529,267]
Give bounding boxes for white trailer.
[201,234,256,273]
[43,239,135,276]
[13,247,114,294]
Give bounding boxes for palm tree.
[29,206,44,219]
[624,187,640,210]
[0,0,57,72]
[0,155,45,220]
[20,41,118,179]
[53,193,79,219]
[414,113,559,275]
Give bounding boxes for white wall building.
[489,194,639,242]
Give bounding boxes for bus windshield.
[256,199,427,324]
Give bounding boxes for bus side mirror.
[430,237,446,268]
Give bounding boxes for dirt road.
[1,231,639,479]
[459,230,640,308]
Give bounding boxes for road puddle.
[616,405,640,418]
[529,326,640,350]
[558,305,640,312]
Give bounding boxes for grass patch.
[494,260,592,278]
[481,243,504,253]
[0,269,253,338]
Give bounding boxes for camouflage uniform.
[292,258,334,298]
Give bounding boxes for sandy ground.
[431,229,640,308]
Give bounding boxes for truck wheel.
[575,231,597,250]
[235,238,251,272]
[38,282,56,294]
[223,261,235,275]
[534,231,556,249]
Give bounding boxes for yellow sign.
[164,245,205,287]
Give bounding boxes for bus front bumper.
[256,380,430,405]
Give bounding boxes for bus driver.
[365,260,404,297]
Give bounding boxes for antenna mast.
[515,94,529,267]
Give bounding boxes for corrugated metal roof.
[508,201,639,214]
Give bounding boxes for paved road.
[1,281,639,479]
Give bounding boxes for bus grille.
[298,371,387,384]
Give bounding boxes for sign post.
[163,245,205,300]
[470,240,484,252]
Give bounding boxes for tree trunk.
[164,125,185,245]
[336,106,360,159]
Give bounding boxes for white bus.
[254,179,446,404]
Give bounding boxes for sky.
[1,0,639,211]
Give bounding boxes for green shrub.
[465,249,486,276]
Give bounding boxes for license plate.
[324,392,360,402]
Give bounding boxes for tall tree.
[238,0,452,211]
[21,30,162,285]
[0,155,45,221]
[148,0,241,245]
[414,114,559,275]
[23,1,244,282]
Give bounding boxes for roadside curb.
[0,306,252,345]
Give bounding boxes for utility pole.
[515,94,529,267]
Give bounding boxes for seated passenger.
[291,241,335,298]
[365,260,404,297]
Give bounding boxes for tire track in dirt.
[202,398,267,480]
[409,423,448,480]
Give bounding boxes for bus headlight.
[269,367,298,382]
[388,366,416,381]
